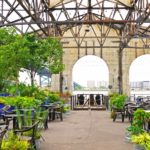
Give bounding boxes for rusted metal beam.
[118,48,123,94]
[4,0,37,34]
[62,36,150,39]
[48,6,131,11]
[41,0,62,36]
[17,0,48,36]
[62,46,150,49]
[1,19,139,27]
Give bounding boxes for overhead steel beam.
[62,36,150,39]
[41,0,62,36]
[48,6,131,11]
[17,0,48,36]
[0,19,139,27]
[62,46,150,49]
[4,0,37,34]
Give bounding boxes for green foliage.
[127,109,150,135]
[2,96,42,109]
[63,104,70,113]
[127,125,144,135]
[109,93,127,109]
[35,109,49,130]
[33,90,47,102]
[0,27,64,90]
[7,83,48,103]
[146,142,150,150]
[0,27,21,91]
[7,83,38,96]
[18,34,64,86]
[45,37,64,74]
[131,132,150,150]
[47,92,60,103]
[22,130,41,140]
[1,131,30,150]
[133,109,148,127]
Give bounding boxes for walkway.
[40,110,133,150]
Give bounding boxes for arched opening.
[72,55,109,95]
[129,54,150,97]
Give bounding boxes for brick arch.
[71,55,110,72]
[71,55,110,91]
[51,25,150,95]
[51,47,120,94]
[122,50,150,95]
[129,54,150,89]
[61,50,119,94]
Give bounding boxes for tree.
[0,28,64,90]
[19,33,64,86]
[0,27,22,91]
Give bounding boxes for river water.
[73,90,150,97]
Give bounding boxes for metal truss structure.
[0,0,149,93]
[0,0,149,49]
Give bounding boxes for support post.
[118,48,123,94]
[59,72,63,93]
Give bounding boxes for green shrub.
[1,131,30,150]
[131,132,150,150]
[47,92,60,103]
[2,96,42,108]
[127,109,150,135]
[109,93,127,109]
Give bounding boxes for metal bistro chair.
[0,123,9,149]
[36,109,49,130]
[0,129,7,149]
[54,103,64,121]
[112,105,125,122]
[14,121,40,150]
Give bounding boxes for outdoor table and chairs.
[0,126,7,149]
[41,102,64,122]
[111,106,125,122]
[141,110,150,132]
[3,113,24,129]
[40,103,55,121]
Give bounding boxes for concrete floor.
[40,110,133,150]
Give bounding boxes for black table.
[4,114,24,129]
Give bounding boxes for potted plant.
[109,94,127,121]
[1,131,30,150]
[126,109,150,144]
[126,109,146,137]
[131,132,150,150]
[109,94,127,110]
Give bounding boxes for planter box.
[125,132,131,143]
[35,139,41,150]
[134,144,145,150]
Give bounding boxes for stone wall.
[51,25,150,95]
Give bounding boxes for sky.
[72,54,150,87]
[72,55,109,86]
[129,54,150,82]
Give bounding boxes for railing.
[130,94,150,101]
[70,94,109,110]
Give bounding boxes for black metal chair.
[36,109,49,130]
[54,104,64,121]
[112,106,125,122]
[0,121,9,149]
[14,121,40,150]
[0,128,7,149]
[124,102,136,120]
